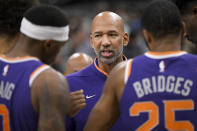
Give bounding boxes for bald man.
[65,11,129,131]
[65,53,93,75]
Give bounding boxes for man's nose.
[101,35,111,47]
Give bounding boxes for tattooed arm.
[31,68,70,131]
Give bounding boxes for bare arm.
[31,68,70,131]
[84,61,127,131]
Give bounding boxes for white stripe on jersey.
[29,65,50,87]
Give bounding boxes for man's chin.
[99,57,116,64]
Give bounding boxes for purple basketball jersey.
[120,51,197,131]
[0,55,49,131]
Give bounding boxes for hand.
[68,89,86,117]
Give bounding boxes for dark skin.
[84,24,184,131]
[6,34,69,131]
[32,68,69,131]
[0,33,19,54]
[179,2,197,53]
[182,3,197,44]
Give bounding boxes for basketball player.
[0,5,69,131]
[172,0,197,54]
[84,0,197,130]
[0,0,39,54]
[66,11,129,130]
[172,0,197,44]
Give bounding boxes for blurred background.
[42,0,149,73]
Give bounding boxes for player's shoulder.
[42,67,66,82]
[110,59,132,75]
[31,66,67,89]
[106,59,133,87]
[30,66,69,114]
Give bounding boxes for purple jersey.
[66,58,122,131]
[0,55,49,131]
[120,51,197,131]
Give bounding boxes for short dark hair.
[0,0,38,35]
[171,0,197,15]
[24,5,68,27]
[141,0,182,39]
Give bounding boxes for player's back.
[120,51,197,131]
[0,55,49,131]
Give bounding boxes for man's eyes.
[94,34,101,37]
[109,33,118,37]
[94,33,118,37]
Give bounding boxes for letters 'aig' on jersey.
[120,51,197,131]
[0,55,49,131]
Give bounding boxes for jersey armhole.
[29,64,50,87]
[124,59,133,85]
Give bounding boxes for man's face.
[183,7,197,44]
[90,17,127,64]
[42,40,66,65]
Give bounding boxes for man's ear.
[143,29,152,44]
[43,40,52,48]
[90,34,94,48]
[181,21,186,38]
[123,32,129,47]
[143,29,153,49]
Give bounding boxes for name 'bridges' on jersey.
[132,75,193,98]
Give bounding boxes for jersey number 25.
[130,100,194,131]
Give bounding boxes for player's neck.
[6,35,41,58]
[0,34,18,54]
[150,37,182,52]
[98,54,124,75]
